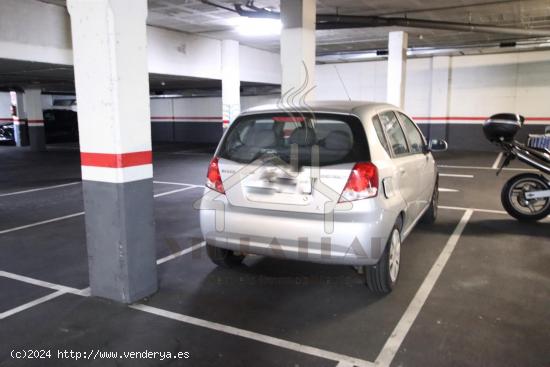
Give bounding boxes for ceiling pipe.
[316,38,550,64]
[201,1,550,38]
[316,15,550,37]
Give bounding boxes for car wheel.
[421,177,439,224]
[206,244,245,268]
[365,225,401,294]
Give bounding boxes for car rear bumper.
[199,190,398,266]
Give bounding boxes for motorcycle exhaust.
[514,150,550,175]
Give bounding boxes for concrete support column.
[67,0,157,303]
[280,0,316,102]
[10,92,29,147]
[221,40,240,128]
[23,88,46,151]
[428,56,451,141]
[386,31,408,108]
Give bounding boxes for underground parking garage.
[0,0,549,366]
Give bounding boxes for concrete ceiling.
[146,0,550,53]
[37,0,550,54]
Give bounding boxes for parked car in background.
[51,98,77,112]
[0,120,14,143]
[199,101,448,294]
[43,109,79,143]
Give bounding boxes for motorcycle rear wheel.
[501,173,550,222]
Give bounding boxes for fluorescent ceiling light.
[228,17,282,36]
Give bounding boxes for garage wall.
[317,50,550,150]
[150,94,279,143]
[0,0,281,85]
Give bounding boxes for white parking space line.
[0,290,66,320]
[0,212,85,235]
[438,164,536,172]
[0,240,208,320]
[0,271,88,296]
[130,304,375,367]
[335,362,356,367]
[0,184,202,236]
[439,173,474,178]
[0,182,81,197]
[374,209,474,367]
[153,180,201,187]
[491,152,504,169]
[153,185,202,198]
[0,242,375,366]
[156,241,206,265]
[439,205,507,215]
[438,188,459,193]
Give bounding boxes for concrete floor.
[0,144,549,367]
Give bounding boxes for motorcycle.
[483,113,550,222]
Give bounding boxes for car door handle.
[399,168,406,176]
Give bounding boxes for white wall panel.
[0,92,12,119]
[316,50,550,120]
[239,46,281,84]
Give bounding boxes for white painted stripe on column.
[0,182,80,197]
[375,209,474,367]
[81,164,153,183]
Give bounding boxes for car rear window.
[218,113,370,167]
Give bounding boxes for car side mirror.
[427,139,448,152]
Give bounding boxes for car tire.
[421,177,439,224]
[206,244,245,268]
[365,224,401,294]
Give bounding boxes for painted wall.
[0,0,281,84]
[150,94,279,143]
[316,50,550,150]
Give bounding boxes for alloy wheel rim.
[388,229,401,283]
[509,178,550,215]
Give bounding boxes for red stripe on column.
[81,151,152,168]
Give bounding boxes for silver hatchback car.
[199,101,447,293]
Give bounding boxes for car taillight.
[339,162,378,202]
[206,156,225,194]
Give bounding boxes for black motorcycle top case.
[483,113,524,142]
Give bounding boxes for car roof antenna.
[333,65,352,102]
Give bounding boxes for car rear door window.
[398,112,425,154]
[378,111,409,156]
[219,113,370,167]
[372,114,391,156]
